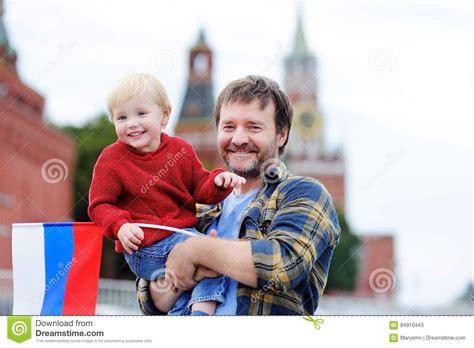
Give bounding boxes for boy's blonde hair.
[107,74,172,121]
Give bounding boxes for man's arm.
[166,177,340,292]
[166,236,257,290]
[194,236,257,287]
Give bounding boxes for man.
[136,75,341,315]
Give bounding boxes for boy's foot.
[149,277,183,312]
[190,300,217,315]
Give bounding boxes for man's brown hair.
[214,75,293,156]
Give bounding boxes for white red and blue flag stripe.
[12,222,103,315]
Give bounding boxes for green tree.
[457,282,473,303]
[326,211,360,290]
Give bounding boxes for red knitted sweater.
[88,132,232,253]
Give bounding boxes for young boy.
[88,74,245,315]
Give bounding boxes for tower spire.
[177,28,214,124]
[0,0,18,75]
[292,9,309,58]
[0,0,11,48]
[283,7,322,158]
[195,28,209,49]
[175,28,219,170]
[284,8,317,102]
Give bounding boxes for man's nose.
[231,127,249,146]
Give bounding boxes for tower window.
[193,53,208,76]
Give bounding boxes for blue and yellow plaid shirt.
[136,166,341,315]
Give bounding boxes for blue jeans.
[123,228,226,313]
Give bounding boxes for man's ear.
[277,127,289,148]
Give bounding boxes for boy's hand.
[214,172,246,189]
[117,223,144,254]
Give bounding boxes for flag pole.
[133,223,206,237]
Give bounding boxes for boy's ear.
[161,107,171,126]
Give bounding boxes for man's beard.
[222,141,277,179]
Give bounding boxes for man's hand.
[167,229,257,290]
[166,230,223,290]
[117,223,144,254]
[165,239,199,291]
[214,172,246,189]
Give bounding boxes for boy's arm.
[187,145,233,204]
[88,159,132,240]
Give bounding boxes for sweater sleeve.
[187,145,233,204]
[88,153,132,241]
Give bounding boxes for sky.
[4,0,472,308]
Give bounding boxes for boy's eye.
[138,111,147,116]
[117,115,126,121]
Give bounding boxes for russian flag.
[12,222,103,315]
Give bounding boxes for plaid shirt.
[136,165,341,315]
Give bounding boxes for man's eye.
[223,125,234,130]
[249,126,261,131]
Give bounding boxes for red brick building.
[354,236,396,298]
[0,2,75,270]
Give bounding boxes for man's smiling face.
[217,99,287,179]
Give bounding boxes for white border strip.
[12,223,46,315]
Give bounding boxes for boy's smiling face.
[112,94,170,152]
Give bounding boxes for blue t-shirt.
[211,187,259,315]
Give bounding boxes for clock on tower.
[293,102,323,140]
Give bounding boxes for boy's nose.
[127,119,139,128]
